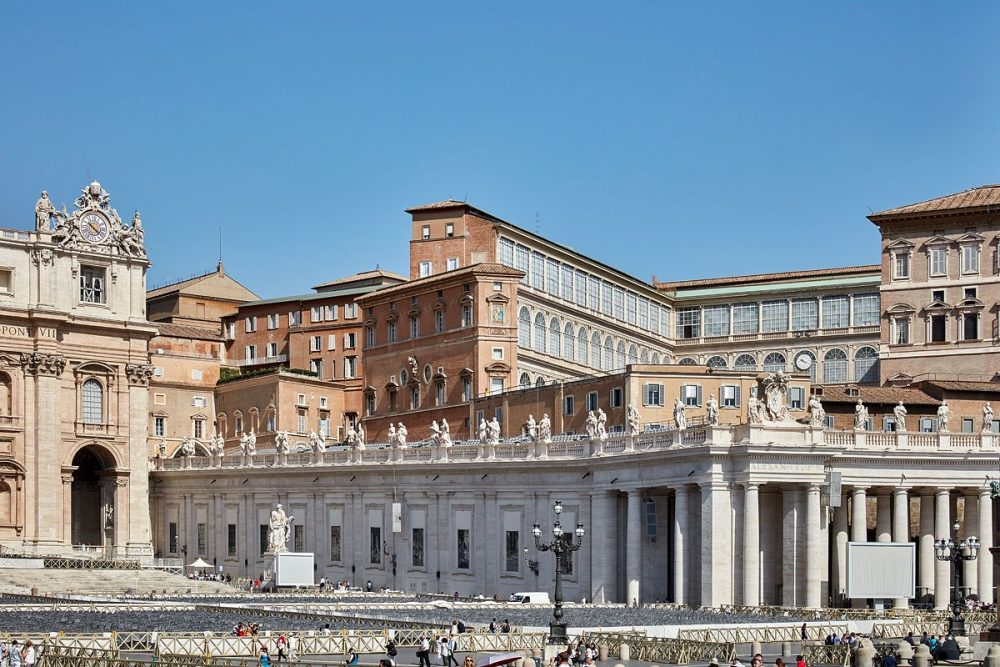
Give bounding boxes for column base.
[547,621,569,646]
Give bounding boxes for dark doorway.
[71,446,110,546]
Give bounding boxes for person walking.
[259,648,272,667]
[444,635,459,667]
[418,635,431,667]
[8,642,20,667]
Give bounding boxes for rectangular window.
[330,525,341,561]
[310,359,323,376]
[761,300,788,333]
[930,247,947,276]
[545,258,559,296]
[499,238,515,267]
[964,313,978,341]
[244,316,256,333]
[530,253,545,290]
[788,386,806,410]
[266,342,277,357]
[267,313,279,330]
[310,335,321,352]
[894,252,910,280]
[575,270,587,306]
[345,303,357,319]
[660,306,671,337]
[288,311,301,326]
[490,378,504,395]
[462,378,472,402]
[197,522,206,555]
[822,296,849,329]
[721,384,741,408]
[852,294,880,326]
[639,297,649,330]
[681,384,701,407]
[365,392,376,416]
[643,383,663,407]
[729,303,758,334]
[410,385,420,409]
[588,276,600,311]
[327,304,340,320]
[154,416,165,437]
[626,292,638,325]
[259,524,268,555]
[435,310,445,333]
[610,387,623,408]
[412,527,425,567]
[676,307,701,339]
[421,225,430,239]
[410,316,420,338]
[297,410,306,434]
[370,526,382,564]
[491,347,504,360]
[344,356,357,378]
[505,530,520,573]
[445,223,455,238]
[461,304,473,327]
[613,287,625,320]
[0,269,12,294]
[344,332,357,349]
[435,381,445,406]
[587,391,599,411]
[514,245,530,284]
[446,257,459,271]
[962,418,975,433]
[365,326,375,347]
[168,522,178,554]
[791,299,819,331]
[387,322,396,343]
[457,529,471,569]
[962,245,980,274]
[311,306,323,322]
[564,395,575,415]
[703,305,729,337]
[894,317,910,345]
[227,524,237,557]
[919,417,937,433]
[293,524,304,552]
[650,304,660,334]
[244,345,257,361]
[193,419,204,439]
[79,266,106,304]
[419,261,432,278]
[600,281,613,316]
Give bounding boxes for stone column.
[125,364,155,558]
[876,491,892,542]
[589,492,616,603]
[626,491,641,605]
[893,487,910,608]
[23,353,66,547]
[701,481,732,607]
[851,487,868,542]
[673,486,688,605]
[743,482,761,606]
[783,487,800,606]
[919,492,936,601]
[934,488,952,610]
[831,504,849,604]
[964,492,979,598]
[979,487,995,604]
[805,484,822,609]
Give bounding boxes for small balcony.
[75,422,116,437]
[230,354,288,368]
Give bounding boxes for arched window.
[533,313,546,353]
[535,376,546,387]
[0,480,11,525]
[518,308,531,348]
[639,348,649,364]
[81,379,103,425]
[615,341,626,369]
[627,344,639,366]
[763,352,786,373]
[650,352,661,364]
[854,346,879,384]
[823,349,848,383]
[678,357,698,366]
[707,355,727,369]
[216,413,228,438]
[577,327,588,366]
[0,372,11,416]
[563,323,575,361]
[590,332,602,369]
[549,318,561,357]
[734,354,756,371]
[604,337,614,371]
[519,372,531,388]
[795,350,817,382]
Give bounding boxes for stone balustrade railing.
[153,424,997,471]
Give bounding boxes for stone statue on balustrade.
[747,396,763,425]
[808,394,826,427]
[34,191,64,231]
[267,503,294,554]
[309,430,327,452]
[346,424,358,446]
[853,400,869,431]
[478,417,488,443]
[585,411,598,439]
[524,415,537,442]
[937,401,950,432]
[440,418,452,447]
[706,395,720,426]
[210,432,225,456]
[356,424,366,449]
[387,423,397,447]
[893,401,908,432]
[486,417,501,445]
[180,437,196,457]
[240,430,257,455]
[762,372,792,423]
[397,423,408,447]
[984,403,994,433]
[274,431,289,455]
[627,405,641,436]
[538,414,552,444]
[596,408,608,441]
[157,440,167,458]
[674,398,687,430]
[430,420,441,445]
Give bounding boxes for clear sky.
[2,3,998,297]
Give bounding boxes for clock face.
[795,353,813,371]
[80,212,110,244]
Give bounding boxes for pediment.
[485,293,510,304]
[887,373,914,387]
[887,302,917,314]
[956,298,985,310]
[925,300,951,310]
[956,232,985,244]
[484,361,510,374]
[886,239,915,250]
[458,367,474,377]
[923,235,953,247]
[460,294,475,304]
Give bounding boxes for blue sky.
[1,3,998,297]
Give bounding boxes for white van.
[508,591,551,604]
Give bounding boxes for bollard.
[985,645,1000,667]
[896,641,913,667]
[855,641,876,667]
[751,641,762,658]
[614,663,626,667]
[782,641,791,658]
[912,644,931,667]
[598,644,609,661]
[620,642,631,660]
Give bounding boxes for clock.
[80,212,110,244]
[795,352,813,371]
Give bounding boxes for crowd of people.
[0,639,38,667]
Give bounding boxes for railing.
[802,643,851,667]
[75,422,114,436]
[230,355,288,368]
[677,623,848,643]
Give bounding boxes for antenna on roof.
[867,206,874,214]
[535,212,540,234]
[217,227,224,274]
[463,193,467,203]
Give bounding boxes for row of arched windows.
[677,347,879,384]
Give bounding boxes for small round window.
[400,369,409,384]
[423,364,432,383]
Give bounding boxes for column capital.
[893,486,911,495]
[935,487,953,496]
[743,481,761,492]
[806,483,822,494]
[979,486,993,498]
[851,486,869,494]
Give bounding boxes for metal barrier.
[677,623,849,643]
[801,644,851,667]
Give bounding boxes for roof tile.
[870,185,1000,219]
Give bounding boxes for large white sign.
[846,542,915,599]
[274,552,314,587]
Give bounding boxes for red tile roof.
[818,385,940,406]
[312,269,406,291]
[153,323,222,341]
[922,380,1000,393]
[869,185,1000,220]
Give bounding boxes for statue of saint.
[893,401,908,432]
[268,504,294,553]
[34,191,59,231]
[937,401,950,432]
[747,396,763,425]
[387,423,397,447]
[538,414,552,444]
[596,408,608,441]
[440,418,452,447]
[274,431,289,454]
[984,403,994,433]
[487,417,501,445]
[525,415,537,441]
[627,405,641,436]
[356,424,366,449]
[854,399,869,431]
[585,411,598,439]
[674,398,687,430]
[397,423,408,447]
[478,417,488,443]
[808,395,826,427]
[706,395,720,426]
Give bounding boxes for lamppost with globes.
[934,520,980,636]
[531,499,585,646]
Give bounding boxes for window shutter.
[735,385,742,407]
[642,383,650,406]
[658,383,664,406]
[679,384,687,401]
[696,385,703,407]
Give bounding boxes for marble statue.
[157,440,167,458]
[440,418,452,447]
[387,423,397,447]
[854,399,869,431]
[408,356,419,378]
[674,397,687,430]
[104,503,114,528]
[356,424,366,449]
[937,401,950,432]
[180,438,196,457]
[706,395,720,426]
[429,420,441,445]
[240,430,257,455]
[762,372,791,422]
[397,423,408,447]
[34,191,60,231]
[346,424,358,446]
[596,408,608,440]
[808,395,826,427]
[538,414,552,444]
[984,403,994,433]
[747,396,764,425]
[478,417,488,443]
[627,405,641,436]
[309,430,327,452]
[585,411,598,439]
[118,210,146,258]
[525,415,537,441]
[893,401,908,432]
[267,503,294,553]
[211,433,225,456]
[274,431,289,455]
[487,417,501,445]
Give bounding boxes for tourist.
[445,634,459,667]
[463,657,475,667]
[708,659,720,667]
[938,636,960,661]
[345,647,359,666]
[259,648,272,667]
[880,651,897,667]
[456,619,466,634]
[774,658,785,667]
[276,634,288,662]
[801,624,808,640]
[795,655,805,667]
[418,635,431,667]
[488,618,497,633]
[386,639,398,666]
[8,641,20,667]
[435,635,445,665]
[501,619,511,633]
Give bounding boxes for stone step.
[0,568,237,596]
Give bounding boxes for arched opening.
[70,445,116,547]
[0,372,12,416]
[0,480,11,525]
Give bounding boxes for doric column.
[934,488,952,610]
[805,484,822,609]
[876,491,892,542]
[701,481,733,607]
[978,487,994,604]
[125,363,155,558]
[742,482,761,606]
[830,504,849,604]
[964,492,979,597]
[851,487,868,543]
[893,487,910,608]
[589,492,616,603]
[626,491,641,605]
[918,492,936,600]
[21,352,66,546]
[672,487,688,605]
[782,487,800,606]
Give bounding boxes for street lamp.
[934,520,980,636]
[531,499,585,646]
